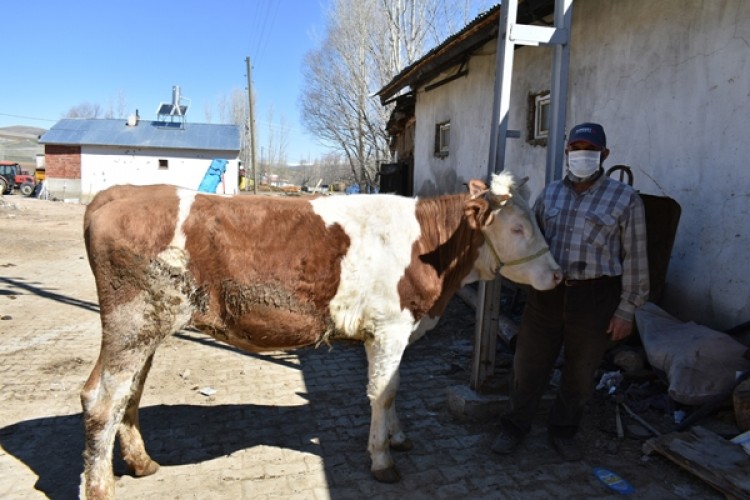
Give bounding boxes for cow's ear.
[465,199,493,230]
[467,179,489,199]
[515,176,531,201]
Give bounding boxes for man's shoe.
[491,429,523,455]
[549,435,582,462]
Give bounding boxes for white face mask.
[566,150,601,180]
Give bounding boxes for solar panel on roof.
[156,104,189,116]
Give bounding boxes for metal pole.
[472,0,519,392]
[486,0,518,178]
[473,0,574,391]
[246,57,258,194]
[545,0,574,183]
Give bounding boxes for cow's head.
[465,172,562,290]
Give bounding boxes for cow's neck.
[411,194,484,316]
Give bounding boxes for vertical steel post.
[472,0,574,391]
[546,0,574,183]
[472,0,518,391]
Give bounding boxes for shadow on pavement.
[0,276,99,313]
[0,401,359,500]
[0,298,475,499]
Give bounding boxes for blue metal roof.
[39,118,240,152]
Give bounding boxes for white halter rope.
[481,229,551,274]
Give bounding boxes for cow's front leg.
[364,329,409,483]
[386,403,413,451]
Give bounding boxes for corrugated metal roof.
[39,118,241,152]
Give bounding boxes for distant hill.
[0,125,46,168]
[0,125,47,140]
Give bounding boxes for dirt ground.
[0,193,731,499]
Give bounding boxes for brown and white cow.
[80,172,562,498]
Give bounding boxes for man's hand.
[608,316,633,341]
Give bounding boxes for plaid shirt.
[534,173,650,322]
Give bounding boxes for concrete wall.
[45,146,240,202]
[413,48,497,196]
[412,0,750,329]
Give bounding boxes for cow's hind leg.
[81,357,116,499]
[81,314,168,499]
[118,353,160,477]
[364,328,410,483]
[81,350,155,499]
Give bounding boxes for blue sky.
[1,0,332,163]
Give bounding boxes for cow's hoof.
[371,466,401,483]
[390,438,414,452]
[133,459,160,477]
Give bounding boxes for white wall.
[413,0,750,329]
[413,45,497,196]
[79,146,240,200]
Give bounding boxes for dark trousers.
[501,277,621,438]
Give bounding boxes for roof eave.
[376,0,555,105]
[377,7,501,104]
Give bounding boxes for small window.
[158,159,169,169]
[534,93,550,139]
[527,91,550,146]
[434,121,450,157]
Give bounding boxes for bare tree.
[301,0,385,188]
[300,0,493,189]
[213,88,253,186]
[64,102,103,119]
[103,90,129,119]
[215,88,248,127]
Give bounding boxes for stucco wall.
[413,46,497,196]
[413,0,750,329]
[77,146,240,202]
[45,147,239,202]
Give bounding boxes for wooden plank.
[643,426,750,499]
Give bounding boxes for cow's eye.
[511,225,524,235]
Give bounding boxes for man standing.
[492,122,649,461]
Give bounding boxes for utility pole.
[245,56,258,194]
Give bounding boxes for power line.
[0,112,57,123]
[247,1,273,65]
[254,1,280,66]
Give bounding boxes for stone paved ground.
[0,195,723,499]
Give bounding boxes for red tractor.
[0,161,36,196]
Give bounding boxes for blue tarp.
[197,159,227,193]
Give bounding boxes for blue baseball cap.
[568,122,606,148]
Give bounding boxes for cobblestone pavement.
[0,196,721,499]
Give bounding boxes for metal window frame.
[435,121,451,157]
[534,92,550,140]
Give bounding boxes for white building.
[377,0,750,331]
[39,117,241,201]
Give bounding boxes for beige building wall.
[411,0,750,329]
